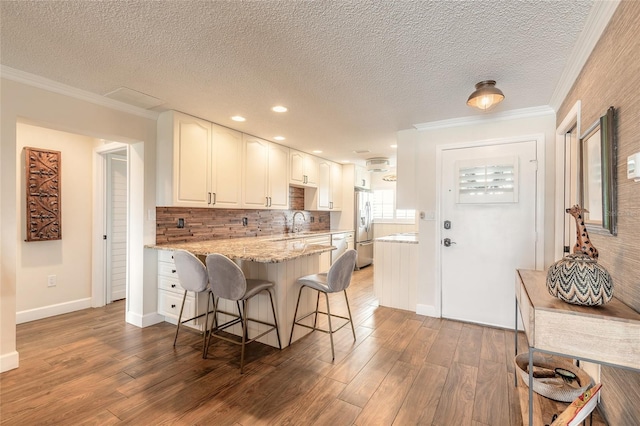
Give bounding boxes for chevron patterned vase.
[546,254,613,306]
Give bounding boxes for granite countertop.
[147,231,353,263]
[374,233,419,244]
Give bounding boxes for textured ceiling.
[1,1,595,164]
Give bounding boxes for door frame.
[92,142,130,308]
[555,101,582,260]
[434,134,546,318]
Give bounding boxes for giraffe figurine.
[566,204,599,260]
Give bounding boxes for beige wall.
[399,112,557,312]
[16,124,97,313]
[557,1,640,423]
[1,77,157,372]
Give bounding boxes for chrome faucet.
[292,211,305,233]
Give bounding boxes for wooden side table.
[515,269,640,425]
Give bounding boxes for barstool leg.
[344,290,356,341]
[173,290,188,347]
[288,285,305,346]
[313,291,321,329]
[204,293,220,358]
[267,289,282,349]
[202,291,214,358]
[325,292,335,360]
[240,299,249,374]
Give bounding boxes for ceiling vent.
[103,87,165,109]
[366,157,390,172]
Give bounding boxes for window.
[372,189,415,222]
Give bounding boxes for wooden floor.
[0,267,602,425]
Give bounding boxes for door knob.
[443,238,456,247]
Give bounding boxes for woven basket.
[515,352,593,402]
[546,253,612,306]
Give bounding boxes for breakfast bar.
[150,234,335,348]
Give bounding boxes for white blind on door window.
[456,156,519,203]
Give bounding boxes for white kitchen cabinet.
[157,249,208,331]
[210,123,243,208]
[290,149,319,187]
[331,161,343,210]
[156,111,242,208]
[314,160,342,211]
[242,135,289,209]
[354,165,371,190]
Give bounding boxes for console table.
[515,269,640,425]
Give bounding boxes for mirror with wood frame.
[579,106,617,235]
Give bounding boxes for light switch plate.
[628,152,640,181]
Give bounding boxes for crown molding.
[413,105,555,131]
[0,66,159,120]
[548,0,621,111]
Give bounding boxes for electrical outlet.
[47,275,56,287]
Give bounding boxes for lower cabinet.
[157,249,209,331]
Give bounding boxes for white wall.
[16,124,97,315]
[398,110,556,315]
[1,77,157,372]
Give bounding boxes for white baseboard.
[0,351,19,373]
[126,311,164,328]
[16,298,92,324]
[416,304,439,317]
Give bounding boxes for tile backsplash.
[155,187,330,244]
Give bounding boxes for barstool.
[289,249,357,360]
[203,253,282,373]
[172,250,211,354]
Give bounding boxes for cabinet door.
[318,160,331,210]
[268,143,290,209]
[304,154,319,187]
[173,114,211,207]
[211,124,242,208]
[330,161,343,210]
[290,150,306,185]
[355,165,370,190]
[242,135,269,208]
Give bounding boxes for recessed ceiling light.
[231,115,246,122]
[274,136,285,141]
[390,144,397,148]
[312,150,323,154]
[272,106,288,113]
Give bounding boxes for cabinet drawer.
[158,289,194,321]
[158,261,179,278]
[159,274,184,294]
[158,249,175,264]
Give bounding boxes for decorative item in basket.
[546,205,612,306]
[515,352,593,403]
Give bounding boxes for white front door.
[440,140,538,328]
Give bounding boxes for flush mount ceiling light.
[466,80,505,111]
[272,106,288,113]
[366,157,390,172]
[273,136,285,141]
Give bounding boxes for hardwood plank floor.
[0,266,605,425]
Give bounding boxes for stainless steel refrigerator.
[354,189,373,269]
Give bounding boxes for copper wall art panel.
[25,147,61,241]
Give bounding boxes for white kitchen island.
[373,233,419,312]
[149,234,335,348]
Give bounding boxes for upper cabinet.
[314,159,342,211]
[242,135,289,209]
[290,149,319,187]
[157,111,242,208]
[354,165,371,190]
